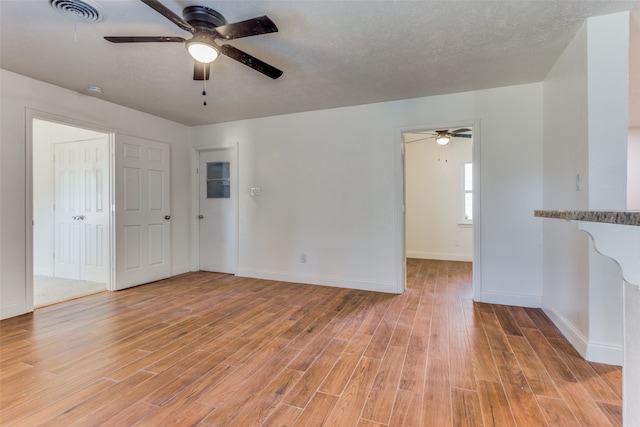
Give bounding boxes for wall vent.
[49,0,105,23]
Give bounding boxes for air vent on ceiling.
[49,0,105,23]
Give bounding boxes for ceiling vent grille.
[49,0,105,23]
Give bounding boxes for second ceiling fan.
[408,128,472,146]
[105,0,283,80]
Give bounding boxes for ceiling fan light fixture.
[435,134,451,145]
[186,38,219,63]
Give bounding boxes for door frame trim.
[26,109,117,310]
[395,119,481,298]
[190,144,239,273]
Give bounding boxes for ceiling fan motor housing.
[183,6,226,31]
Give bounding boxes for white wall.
[405,135,473,261]
[32,120,106,276]
[542,12,628,365]
[629,127,640,209]
[190,83,543,304]
[0,69,191,319]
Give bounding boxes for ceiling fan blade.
[193,62,210,81]
[405,136,434,143]
[220,44,283,79]
[452,133,472,138]
[214,16,278,40]
[140,0,194,33]
[451,128,472,135]
[104,36,186,43]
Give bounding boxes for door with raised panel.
[53,137,109,282]
[115,135,171,290]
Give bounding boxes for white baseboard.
[477,291,541,308]
[406,251,472,262]
[542,298,622,365]
[586,341,623,366]
[236,268,402,294]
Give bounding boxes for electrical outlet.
[300,253,307,264]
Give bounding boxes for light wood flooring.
[0,259,622,426]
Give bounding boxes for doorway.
[197,148,237,273]
[32,118,112,306]
[400,122,480,296]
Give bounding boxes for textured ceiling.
[1,0,639,126]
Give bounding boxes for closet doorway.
[32,118,111,306]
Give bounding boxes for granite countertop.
[534,210,640,226]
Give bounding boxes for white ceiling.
[1,0,639,126]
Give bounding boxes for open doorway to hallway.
[32,118,111,307]
[403,126,474,287]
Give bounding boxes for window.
[206,162,230,198]
[463,162,473,221]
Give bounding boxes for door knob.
[164,215,171,220]
[198,215,204,219]
[77,215,85,220]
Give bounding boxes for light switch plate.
[250,187,261,196]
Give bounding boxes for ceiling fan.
[104,0,283,81]
[407,128,472,145]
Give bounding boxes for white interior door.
[115,135,171,290]
[198,149,236,273]
[54,142,80,279]
[53,137,109,282]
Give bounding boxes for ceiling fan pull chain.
[202,73,207,106]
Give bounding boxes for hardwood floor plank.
[521,328,576,383]
[399,331,428,393]
[224,368,302,426]
[469,326,501,383]
[536,395,581,426]
[477,380,516,427]
[493,350,547,426]
[449,330,477,390]
[479,310,511,352]
[319,333,373,396]
[555,380,616,426]
[37,371,153,426]
[2,377,117,426]
[388,389,422,426]
[422,357,452,426]
[293,392,338,427]
[197,343,297,408]
[525,308,565,340]
[323,357,380,427]
[262,403,302,427]
[492,304,523,337]
[451,387,483,427]
[597,402,623,427]
[356,420,387,427]
[507,335,561,398]
[283,339,348,408]
[508,306,538,329]
[361,344,406,424]
[590,362,623,399]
